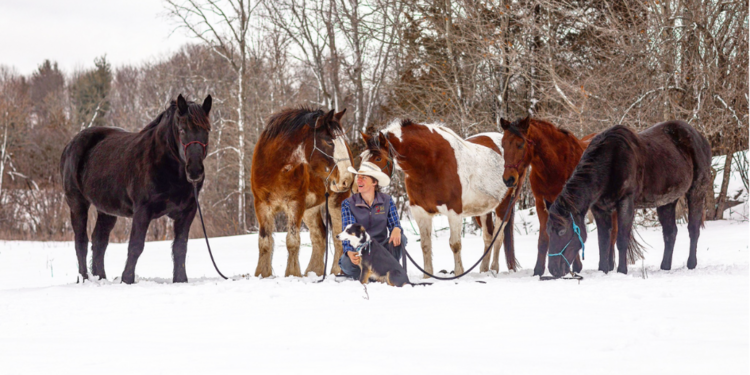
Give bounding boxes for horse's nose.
[503,176,516,187]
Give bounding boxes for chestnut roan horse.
[362,120,517,276]
[499,116,631,276]
[61,94,212,284]
[546,121,712,278]
[252,108,354,277]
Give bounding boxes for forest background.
[0,0,746,241]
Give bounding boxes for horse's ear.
[361,131,371,144]
[500,118,511,130]
[202,95,212,116]
[314,109,334,129]
[518,116,531,132]
[177,94,188,116]
[334,108,347,121]
[377,131,389,147]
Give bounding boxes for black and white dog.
[336,223,412,287]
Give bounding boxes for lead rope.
[193,183,228,280]
[402,189,516,281]
[316,191,331,283]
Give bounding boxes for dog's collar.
[356,240,372,255]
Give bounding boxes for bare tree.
[165,0,262,232]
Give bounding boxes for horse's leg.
[411,205,434,278]
[302,205,326,276]
[171,204,197,283]
[657,201,678,271]
[493,193,516,272]
[283,202,305,277]
[609,213,618,271]
[447,213,464,275]
[328,195,345,275]
[615,198,636,274]
[591,206,612,274]
[254,202,276,278]
[686,189,704,269]
[67,196,90,282]
[478,213,493,273]
[121,210,151,284]
[91,211,117,280]
[534,199,549,276]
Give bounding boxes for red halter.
[182,140,208,157]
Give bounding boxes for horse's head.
[545,200,588,278]
[360,131,394,178]
[310,108,354,193]
[174,94,211,184]
[500,116,533,188]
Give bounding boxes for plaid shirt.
[341,195,402,254]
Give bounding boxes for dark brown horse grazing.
[500,116,604,275]
[546,121,712,278]
[252,108,354,277]
[361,120,517,276]
[61,94,212,284]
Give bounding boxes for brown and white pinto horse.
[252,108,354,277]
[362,120,517,276]
[500,117,640,276]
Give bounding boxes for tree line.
[0,0,746,241]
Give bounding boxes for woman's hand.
[347,251,361,265]
[388,227,402,246]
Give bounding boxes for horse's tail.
[60,128,108,192]
[627,228,646,264]
[503,202,519,271]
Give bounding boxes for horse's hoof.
[617,266,628,274]
[173,276,188,283]
[687,258,697,269]
[533,266,545,277]
[121,274,136,284]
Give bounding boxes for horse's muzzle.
[503,176,516,188]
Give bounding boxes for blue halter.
[548,213,585,268]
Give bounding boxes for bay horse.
[500,116,607,275]
[545,121,712,278]
[60,94,212,284]
[361,120,517,276]
[252,108,354,277]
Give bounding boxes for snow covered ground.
[0,201,747,374]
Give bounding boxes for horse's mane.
[554,126,636,214]
[261,107,339,142]
[506,118,578,143]
[140,100,211,133]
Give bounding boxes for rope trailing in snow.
[194,183,228,280]
[401,189,516,281]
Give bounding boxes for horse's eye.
[558,228,566,236]
[375,157,381,162]
[517,143,524,150]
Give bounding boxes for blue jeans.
[339,234,408,278]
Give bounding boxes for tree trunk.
[714,149,734,220]
[0,123,7,194]
[237,64,247,232]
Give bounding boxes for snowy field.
[1,155,749,374]
[0,203,747,374]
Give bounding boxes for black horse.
[60,94,212,284]
[545,120,712,278]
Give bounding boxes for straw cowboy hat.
[347,161,391,187]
